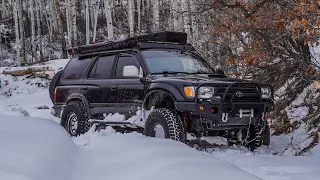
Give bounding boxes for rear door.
[56,57,92,104]
[109,53,145,116]
[82,54,116,116]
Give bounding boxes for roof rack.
[68,31,188,55]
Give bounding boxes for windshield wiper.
[152,71,191,75]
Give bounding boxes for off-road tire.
[246,120,270,151]
[262,123,270,146]
[49,70,63,103]
[60,101,93,136]
[144,108,186,142]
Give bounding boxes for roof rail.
[68,31,188,55]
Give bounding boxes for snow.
[0,59,320,180]
[0,115,78,180]
[90,108,154,128]
[0,115,261,180]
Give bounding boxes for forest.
[0,0,320,152]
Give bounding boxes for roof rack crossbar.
[68,31,188,55]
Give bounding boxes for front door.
[109,53,145,117]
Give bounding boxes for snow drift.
[0,115,78,180]
[0,115,261,180]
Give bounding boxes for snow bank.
[0,114,78,180]
[212,149,320,180]
[73,128,261,180]
[0,114,261,180]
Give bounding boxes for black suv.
[50,32,274,150]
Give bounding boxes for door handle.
[82,87,88,90]
[111,86,117,91]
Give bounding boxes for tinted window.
[115,55,140,78]
[88,59,98,79]
[63,58,91,79]
[88,55,115,79]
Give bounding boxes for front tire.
[246,120,270,151]
[60,101,93,136]
[144,108,186,142]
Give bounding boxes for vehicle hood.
[149,74,252,86]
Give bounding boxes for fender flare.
[143,83,186,109]
[65,93,91,118]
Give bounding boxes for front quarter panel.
[147,82,188,101]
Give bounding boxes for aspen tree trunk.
[128,0,134,37]
[137,0,141,34]
[85,0,90,44]
[1,0,5,18]
[66,0,71,45]
[13,0,21,66]
[54,0,68,58]
[17,0,25,63]
[71,0,77,46]
[30,0,36,62]
[104,0,114,40]
[51,0,58,31]
[172,0,180,31]
[45,4,53,49]
[36,0,43,62]
[182,0,190,35]
[92,0,99,43]
[152,0,160,32]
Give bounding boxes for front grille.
[217,86,260,102]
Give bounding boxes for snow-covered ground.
[0,59,320,180]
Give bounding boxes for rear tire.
[60,101,93,136]
[49,70,63,103]
[144,108,186,142]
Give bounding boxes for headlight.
[261,87,271,99]
[184,86,215,99]
[198,87,215,99]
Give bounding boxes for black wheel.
[144,108,186,142]
[60,101,93,136]
[245,120,269,151]
[49,70,63,103]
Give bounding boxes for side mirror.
[123,66,142,78]
[216,69,225,75]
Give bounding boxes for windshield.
[141,50,215,74]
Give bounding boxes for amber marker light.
[184,86,195,98]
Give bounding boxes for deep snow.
[0,115,261,180]
[0,59,320,180]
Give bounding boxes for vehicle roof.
[68,31,196,58]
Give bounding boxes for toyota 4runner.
[50,32,274,150]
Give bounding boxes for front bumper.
[175,101,273,130]
[175,82,274,130]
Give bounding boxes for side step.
[89,120,133,126]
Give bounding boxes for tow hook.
[222,113,229,123]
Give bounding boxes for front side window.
[141,50,215,74]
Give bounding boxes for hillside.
[0,59,319,180]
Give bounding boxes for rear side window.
[88,55,115,79]
[115,55,140,78]
[63,58,91,80]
